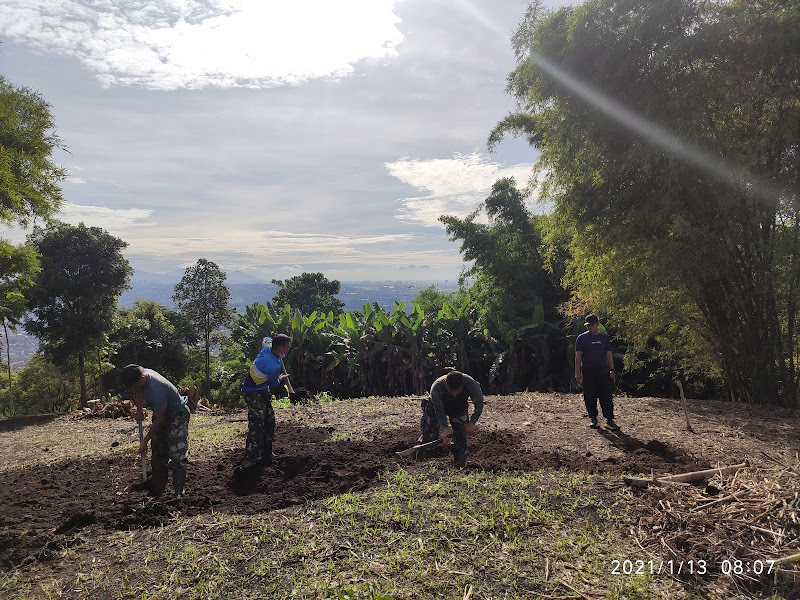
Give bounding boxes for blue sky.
[0,0,573,281]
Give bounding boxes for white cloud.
[385,152,533,226]
[1,0,405,90]
[59,204,153,231]
[135,230,417,262]
[0,203,153,244]
[124,228,462,279]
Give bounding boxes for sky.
[1,0,575,282]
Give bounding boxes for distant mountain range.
[4,276,459,369]
[122,279,458,314]
[131,269,276,285]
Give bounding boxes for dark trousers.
[243,389,276,464]
[151,406,190,472]
[582,371,614,421]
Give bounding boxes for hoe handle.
[137,421,147,482]
[280,357,295,394]
[395,434,454,458]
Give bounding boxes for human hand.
[464,422,476,436]
[439,428,451,445]
[135,408,144,423]
[138,439,147,454]
[575,372,583,384]
[609,371,616,383]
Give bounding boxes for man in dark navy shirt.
[574,314,619,430]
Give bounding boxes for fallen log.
[624,462,749,488]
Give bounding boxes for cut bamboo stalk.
[659,462,749,483]
[774,552,800,565]
[624,463,749,488]
[676,380,693,432]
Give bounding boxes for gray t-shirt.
[141,369,186,419]
[429,373,485,429]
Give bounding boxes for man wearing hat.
[574,314,619,430]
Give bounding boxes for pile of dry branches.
[79,397,136,419]
[632,454,800,594]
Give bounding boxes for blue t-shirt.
[241,345,283,392]
[141,369,186,418]
[575,332,612,374]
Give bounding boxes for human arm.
[139,409,166,454]
[465,377,484,424]
[134,392,145,423]
[574,350,583,383]
[606,350,616,383]
[429,384,452,442]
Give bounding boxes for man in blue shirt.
[121,364,190,497]
[236,333,291,477]
[574,314,619,430]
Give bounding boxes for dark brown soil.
[1,392,796,572]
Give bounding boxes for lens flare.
[456,0,787,206]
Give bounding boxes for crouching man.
[121,364,190,498]
[420,371,484,467]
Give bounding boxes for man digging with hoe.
[235,334,292,480]
[121,364,191,498]
[418,370,484,467]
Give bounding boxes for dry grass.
[632,455,800,596]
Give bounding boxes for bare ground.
[1,392,798,596]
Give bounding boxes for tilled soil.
[1,392,796,572]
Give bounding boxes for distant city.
[3,277,460,369]
[121,279,459,314]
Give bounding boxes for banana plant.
[438,293,476,373]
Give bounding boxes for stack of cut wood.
[178,385,211,412]
[80,397,136,419]
[631,455,800,593]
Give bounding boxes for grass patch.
[188,419,246,448]
[2,466,691,599]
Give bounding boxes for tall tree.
[25,222,132,408]
[440,177,565,327]
[109,300,189,386]
[0,242,39,416]
[0,76,66,414]
[271,272,345,316]
[0,76,65,225]
[172,259,234,397]
[492,0,800,405]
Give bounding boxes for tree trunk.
[204,330,211,399]
[3,320,13,417]
[96,348,104,399]
[79,353,88,409]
